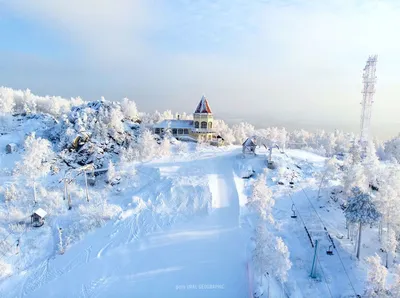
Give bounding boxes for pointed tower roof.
[194,95,212,114]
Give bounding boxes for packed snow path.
[4,151,248,298]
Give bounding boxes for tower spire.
[360,55,377,150]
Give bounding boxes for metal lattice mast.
[360,55,377,149]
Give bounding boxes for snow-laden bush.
[0,260,12,279]
[175,141,189,155]
[79,199,122,229]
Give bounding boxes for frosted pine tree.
[272,237,292,283]
[345,188,381,259]
[15,133,54,204]
[363,141,381,190]
[316,157,338,200]
[343,163,368,195]
[364,254,388,298]
[159,138,171,157]
[382,228,397,268]
[247,173,275,223]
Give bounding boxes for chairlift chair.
[326,245,334,255]
[291,204,297,219]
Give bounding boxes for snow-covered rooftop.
[194,95,212,114]
[243,137,256,147]
[33,208,47,218]
[153,120,193,129]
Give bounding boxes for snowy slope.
[0,141,379,298]
[1,148,250,298]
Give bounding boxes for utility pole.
[58,227,64,254]
[84,170,89,202]
[33,181,37,205]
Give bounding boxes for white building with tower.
[153,95,217,142]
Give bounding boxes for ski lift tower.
[359,55,378,151]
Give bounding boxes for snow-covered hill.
[0,135,380,298]
[0,91,399,297]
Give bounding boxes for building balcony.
[191,128,215,134]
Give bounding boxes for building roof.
[194,95,212,114]
[153,120,193,129]
[33,208,47,218]
[243,137,257,147]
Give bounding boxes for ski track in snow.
[20,246,92,297]
[5,150,248,298]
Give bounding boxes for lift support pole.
[310,240,319,278]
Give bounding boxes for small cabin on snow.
[31,208,47,227]
[242,137,257,155]
[5,143,17,154]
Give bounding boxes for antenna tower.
[359,55,377,149]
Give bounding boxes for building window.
[195,121,199,128]
[208,122,212,129]
[178,129,183,134]
[184,129,189,134]
[155,128,160,134]
[172,129,177,134]
[201,121,207,129]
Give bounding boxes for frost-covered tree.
[232,122,255,145]
[272,237,292,283]
[348,140,362,165]
[252,224,292,295]
[4,183,18,202]
[375,167,400,267]
[343,163,369,195]
[213,119,235,145]
[363,141,381,189]
[247,173,274,223]
[107,160,116,183]
[382,228,397,269]
[364,254,388,298]
[120,97,138,121]
[345,188,381,259]
[389,264,400,297]
[15,133,54,203]
[253,224,274,279]
[316,157,339,200]
[0,87,15,114]
[137,129,158,161]
[159,138,171,157]
[384,135,400,163]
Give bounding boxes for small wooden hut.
[31,208,47,227]
[5,143,17,154]
[242,137,257,155]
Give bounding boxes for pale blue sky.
[0,0,399,138]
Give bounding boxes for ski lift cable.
[316,254,334,298]
[283,150,358,297]
[301,188,358,297]
[288,192,314,248]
